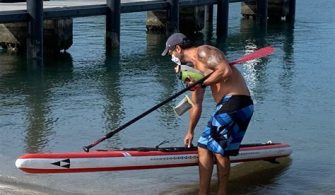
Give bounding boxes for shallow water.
[0,1,334,194]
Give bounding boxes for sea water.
[0,0,334,194]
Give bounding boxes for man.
[162,33,254,195]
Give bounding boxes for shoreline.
[0,183,45,195]
[0,175,80,195]
[1,158,291,195]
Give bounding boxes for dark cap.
[161,33,189,56]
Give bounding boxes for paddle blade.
[229,46,274,66]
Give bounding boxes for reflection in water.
[145,33,166,54]
[102,49,125,148]
[227,158,292,194]
[0,52,74,153]
[223,18,270,102]
[236,18,296,104]
[0,52,25,75]
[24,70,53,153]
[239,18,267,47]
[161,157,292,195]
[25,53,74,153]
[242,41,270,102]
[278,26,295,113]
[278,24,295,90]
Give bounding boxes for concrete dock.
[0,0,296,66]
[0,0,166,12]
[0,0,131,11]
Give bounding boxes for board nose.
[15,159,24,169]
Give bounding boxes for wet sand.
[0,176,80,195]
[0,184,45,195]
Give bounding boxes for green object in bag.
[177,65,204,82]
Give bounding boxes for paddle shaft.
[83,46,274,152]
[83,74,210,152]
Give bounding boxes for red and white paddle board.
[16,142,291,174]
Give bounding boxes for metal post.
[256,0,268,28]
[27,0,43,66]
[286,0,296,24]
[217,0,229,39]
[166,0,179,35]
[106,0,120,50]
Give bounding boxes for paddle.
[83,46,274,152]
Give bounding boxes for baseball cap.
[161,33,189,56]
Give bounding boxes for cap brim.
[161,47,169,56]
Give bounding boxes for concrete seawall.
[0,18,72,53]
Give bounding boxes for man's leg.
[214,153,230,195]
[198,147,214,195]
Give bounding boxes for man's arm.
[184,87,205,147]
[197,46,232,86]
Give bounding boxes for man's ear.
[175,45,182,53]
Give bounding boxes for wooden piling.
[286,0,296,23]
[27,0,43,66]
[106,0,120,50]
[166,0,179,35]
[205,4,213,29]
[217,0,229,38]
[256,0,268,28]
[204,4,213,40]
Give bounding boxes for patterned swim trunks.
[198,95,254,156]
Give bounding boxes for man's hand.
[185,76,203,91]
[184,131,194,148]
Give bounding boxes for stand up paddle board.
[16,142,291,174]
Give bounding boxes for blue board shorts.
[198,95,254,156]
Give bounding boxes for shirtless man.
[162,33,254,195]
